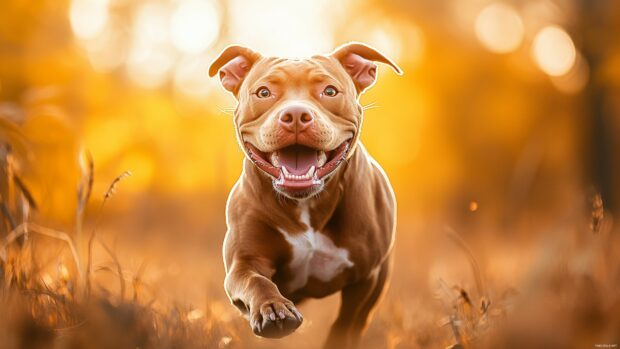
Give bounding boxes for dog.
[209,42,401,349]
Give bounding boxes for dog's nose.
[278,105,314,132]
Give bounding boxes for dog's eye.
[256,87,271,98]
[322,86,338,97]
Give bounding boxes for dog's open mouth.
[245,140,351,192]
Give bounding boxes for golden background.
[1,0,619,348]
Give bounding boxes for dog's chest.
[278,205,354,292]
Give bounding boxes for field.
[0,152,618,348]
[2,0,620,347]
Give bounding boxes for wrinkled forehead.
[241,55,350,90]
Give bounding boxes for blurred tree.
[579,0,618,212]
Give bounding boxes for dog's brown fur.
[209,43,401,349]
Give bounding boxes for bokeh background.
[1,0,619,348]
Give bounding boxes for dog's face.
[210,43,401,199]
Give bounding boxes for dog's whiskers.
[217,106,236,116]
[362,104,381,111]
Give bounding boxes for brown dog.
[209,42,401,348]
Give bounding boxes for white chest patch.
[279,204,354,292]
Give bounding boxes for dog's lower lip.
[245,140,351,190]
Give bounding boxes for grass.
[0,131,618,348]
[0,149,249,349]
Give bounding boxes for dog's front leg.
[224,259,303,338]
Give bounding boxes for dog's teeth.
[275,175,284,185]
[270,152,279,167]
[281,167,318,180]
[318,151,327,167]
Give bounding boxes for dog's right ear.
[209,45,261,94]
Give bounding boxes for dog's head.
[209,42,402,199]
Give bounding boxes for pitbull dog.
[209,42,401,349]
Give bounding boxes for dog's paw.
[250,298,303,338]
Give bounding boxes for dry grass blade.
[0,116,29,157]
[132,259,148,302]
[448,313,464,347]
[445,226,487,301]
[0,223,81,275]
[97,237,125,301]
[436,279,465,346]
[77,149,94,218]
[53,320,87,333]
[104,171,131,200]
[0,195,17,230]
[86,171,131,298]
[76,149,94,293]
[13,174,37,210]
[590,192,604,234]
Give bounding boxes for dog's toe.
[251,299,302,338]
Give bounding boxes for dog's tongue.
[278,145,318,175]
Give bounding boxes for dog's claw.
[251,299,303,338]
[287,304,304,323]
[251,321,261,335]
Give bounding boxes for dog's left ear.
[209,45,262,95]
[331,42,403,94]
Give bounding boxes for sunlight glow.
[174,54,218,98]
[550,52,589,94]
[170,0,220,54]
[367,28,402,62]
[134,3,171,46]
[521,1,563,37]
[127,3,176,88]
[82,16,127,72]
[127,44,175,88]
[69,0,109,40]
[339,18,425,67]
[475,3,524,54]
[227,0,334,57]
[532,25,576,76]
[469,201,479,212]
